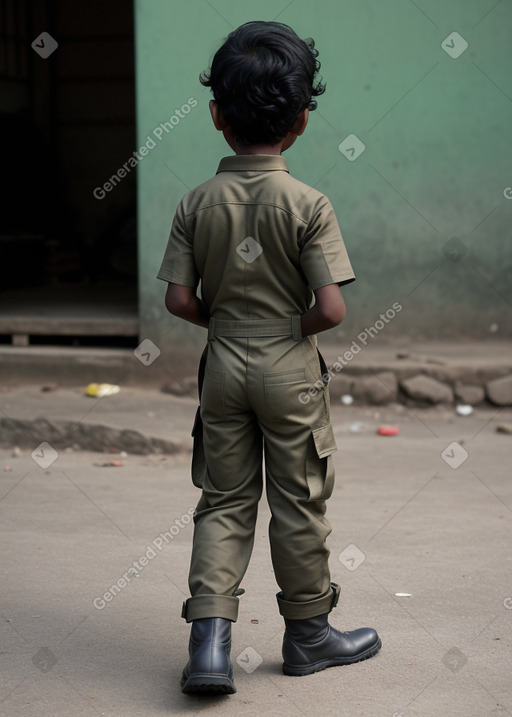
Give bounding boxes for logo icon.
[236,646,263,673]
[134,339,161,366]
[338,134,366,162]
[236,237,263,264]
[441,442,469,470]
[32,647,57,673]
[31,32,58,59]
[442,646,467,672]
[31,442,58,469]
[442,32,468,59]
[442,237,468,263]
[338,543,366,571]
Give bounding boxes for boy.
[158,20,381,695]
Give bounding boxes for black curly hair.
[200,20,325,146]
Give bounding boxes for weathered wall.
[135,0,512,360]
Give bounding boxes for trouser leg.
[253,338,339,619]
[184,412,263,622]
[262,417,337,618]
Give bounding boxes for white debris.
[456,404,473,416]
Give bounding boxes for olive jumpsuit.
[157,154,355,623]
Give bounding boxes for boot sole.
[181,673,237,694]
[282,637,382,676]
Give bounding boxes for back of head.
[200,21,325,146]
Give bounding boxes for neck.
[234,142,284,156]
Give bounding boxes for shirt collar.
[216,154,289,174]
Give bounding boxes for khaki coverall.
[157,155,355,623]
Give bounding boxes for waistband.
[208,316,302,342]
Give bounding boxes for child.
[157,20,381,694]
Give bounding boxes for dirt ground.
[1,400,511,716]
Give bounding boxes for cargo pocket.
[306,423,337,501]
[190,406,206,488]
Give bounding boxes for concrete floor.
[1,401,511,716]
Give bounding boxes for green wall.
[135,0,512,356]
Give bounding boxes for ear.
[290,108,309,137]
[209,100,230,131]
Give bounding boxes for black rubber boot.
[282,613,381,676]
[180,617,236,694]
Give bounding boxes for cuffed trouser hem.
[181,594,240,623]
[276,582,341,620]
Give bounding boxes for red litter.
[377,426,400,436]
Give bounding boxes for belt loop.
[291,314,302,341]
[207,317,216,342]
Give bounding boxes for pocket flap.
[311,423,337,459]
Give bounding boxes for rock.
[347,378,366,402]
[160,381,190,397]
[454,382,485,405]
[361,372,398,404]
[496,423,512,435]
[400,374,453,404]
[330,372,397,405]
[327,374,359,402]
[182,376,199,396]
[396,352,445,365]
[486,375,512,406]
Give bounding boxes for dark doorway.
[0,0,137,347]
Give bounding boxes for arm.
[300,284,346,338]
[165,282,344,335]
[164,283,210,329]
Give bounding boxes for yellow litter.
[85,383,120,398]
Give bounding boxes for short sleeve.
[300,196,355,290]
[156,200,198,287]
